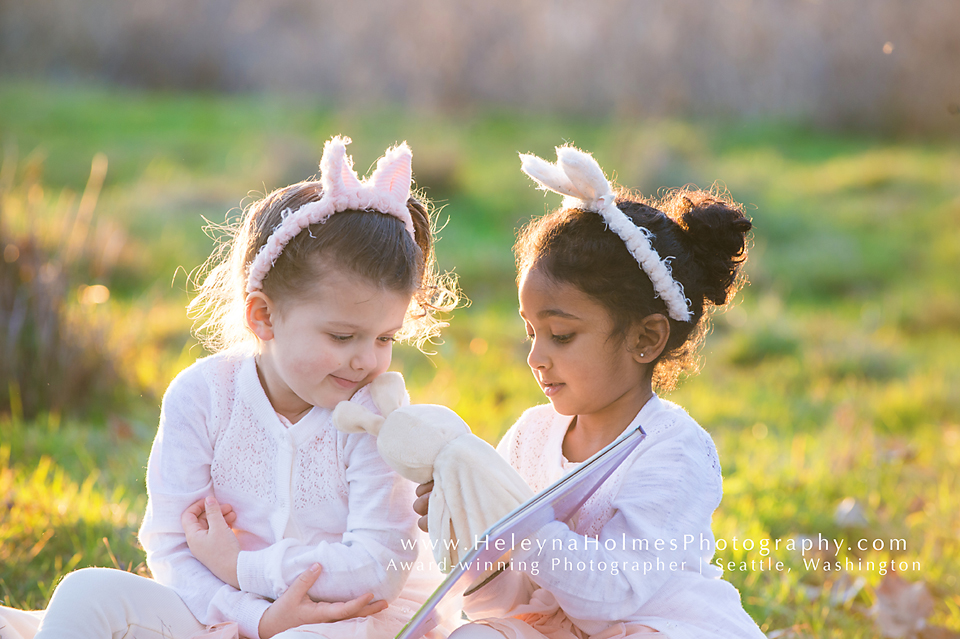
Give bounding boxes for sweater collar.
[552,394,664,469]
[238,355,332,445]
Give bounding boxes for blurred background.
[1,1,958,636]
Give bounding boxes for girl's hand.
[182,496,241,589]
[413,481,433,533]
[197,501,238,529]
[258,563,387,639]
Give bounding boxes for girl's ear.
[244,292,276,341]
[629,313,670,364]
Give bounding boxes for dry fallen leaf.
[871,573,935,638]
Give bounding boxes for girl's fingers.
[354,598,389,618]
[181,498,207,535]
[203,495,227,530]
[412,493,429,516]
[284,563,323,602]
[415,481,434,498]
[184,498,207,519]
[314,593,383,623]
[221,503,237,526]
[413,484,431,532]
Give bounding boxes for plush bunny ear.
[369,371,409,416]
[519,152,580,200]
[555,145,615,207]
[520,146,615,211]
[320,136,362,200]
[332,401,385,436]
[369,143,413,205]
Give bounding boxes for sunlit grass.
[0,419,149,609]
[1,83,959,634]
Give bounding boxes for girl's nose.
[527,338,548,370]
[351,342,378,371]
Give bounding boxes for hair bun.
[671,190,752,306]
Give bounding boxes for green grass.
[1,82,959,635]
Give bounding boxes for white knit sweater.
[138,351,419,639]
[465,396,766,639]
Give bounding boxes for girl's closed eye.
[329,333,353,342]
[523,322,535,341]
[551,333,574,344]
[378,335,397,344]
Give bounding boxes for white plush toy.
[332,372,533,572]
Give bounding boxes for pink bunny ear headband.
[519,145,693,323]
[246,136,417,294]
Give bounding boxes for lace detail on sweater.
[211,399,276,500]
[294,424,349,513]
[202,350,244,444]
[511,407,559,494]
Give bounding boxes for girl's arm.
[462,416,720,622]
[139,366,272,639]
[232,429,420,604]
[508,425,721,621]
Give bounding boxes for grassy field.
[1,82,958,636]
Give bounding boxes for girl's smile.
[248,267,410,422]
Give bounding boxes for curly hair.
[515,187,751,390]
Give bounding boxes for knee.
[449,623,507,638]
[52,567,133,603]
[54,568,115,596]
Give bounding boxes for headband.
[246,136,416,294]
[519,145,693,322]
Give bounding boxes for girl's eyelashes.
[329,333,397,344]
[522,329,573,344]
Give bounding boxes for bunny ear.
[320,136,363,198]
[555,146,615,208]
[369,371,409,417]
[519,152,581,200]
[339,152,364,193]
[368,143,413,211]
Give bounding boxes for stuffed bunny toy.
[332,372,533,571]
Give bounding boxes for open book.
[395,421,648,639]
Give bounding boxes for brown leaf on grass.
[871,573,935,638]
[907,496,925,514]
[109,414,133,442]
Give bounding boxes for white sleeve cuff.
[237,549,277,600]
[234,595,272,639]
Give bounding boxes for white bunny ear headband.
[246,135,416,294]
[519,145,693,322]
